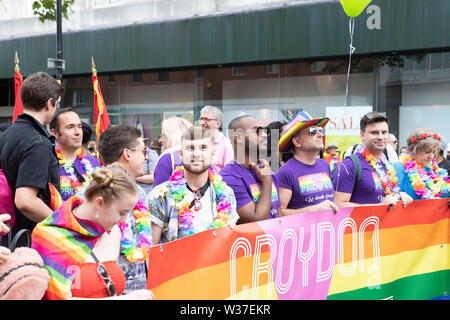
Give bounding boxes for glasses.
[309,127,324,136]
[129,146,149,156]
[364,112,387,119]
[199,117,217,122]
[96,263,117,296]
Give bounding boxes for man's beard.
[183,162,211,174]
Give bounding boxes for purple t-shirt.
[220,161,280,218]
[332,153,385,204]
[59,154,100,201]
[275,157,334,209]
[153,151,182,187]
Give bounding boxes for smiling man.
[333,112,412,208]
[149,127,238,244]
[50,108,100,201]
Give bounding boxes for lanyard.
[186,179,210,211]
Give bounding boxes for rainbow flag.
[31,196,105,300]
[48,182,63,211]
[147,199,449,300]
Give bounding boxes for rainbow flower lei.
[119,200,152,263]
[360,148,401,199]
[399,153,450,199]
[169,166,233,237]
[56,147,95,192]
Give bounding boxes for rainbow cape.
[31,196,104,300]
[148,199,449,300]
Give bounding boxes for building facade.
[0,0,449,151]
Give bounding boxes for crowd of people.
[0,71,449,300]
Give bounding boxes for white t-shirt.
[183,184,216,233]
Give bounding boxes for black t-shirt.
[0,113,60,235]
[437,158,450,172]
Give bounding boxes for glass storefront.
[60,50,450,154]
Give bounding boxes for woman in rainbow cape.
[393,128,450,200]
[31,166,154,300]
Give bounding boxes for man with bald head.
[219,115,281,223]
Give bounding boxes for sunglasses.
[364,112,387,119]
[129,146,149,156]
[97,263,117,297]
[309,127,324,136]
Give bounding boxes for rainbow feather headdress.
[278,111,329,152]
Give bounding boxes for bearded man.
[149,127,238,244]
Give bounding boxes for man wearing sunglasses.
[276,111,338,215]
[220,115,281,222]
[0,72,64,246]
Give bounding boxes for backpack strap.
[331,153,362,195]
[8,229,31,251]
[349,154,362,194]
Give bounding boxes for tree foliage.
[32,0,75,23]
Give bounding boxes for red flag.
[92,58,110,163]
[13,52,24,123]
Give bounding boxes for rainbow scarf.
[31,196,105,300]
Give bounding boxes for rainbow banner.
[147,199,450,300]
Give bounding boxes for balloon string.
[345,17,355,106]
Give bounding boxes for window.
[132,73,143,84]
[107,75,115,84]
[267,64,280,74]
[311,61,327,72]
[72,90,86,106]
[157,71,169,83]
[196,70,204,79]
[232,66,248,76]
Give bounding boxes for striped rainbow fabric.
[278,111,329,152]
[147,199,449,300]
[48,182,63,211]
[31,196,104,300]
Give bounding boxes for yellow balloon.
[339,0,373,18]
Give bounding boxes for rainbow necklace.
[360,148,400,198]
[399,153,450,199]
[169,166,233,237]
[56,147,95,191]
[119,200,152,263]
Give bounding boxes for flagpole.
[56,0,63,83]
[14,51,20,72]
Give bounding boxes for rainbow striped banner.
[147,199,449,300]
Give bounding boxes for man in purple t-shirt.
[332,112,412,208]
[50,108,100,201]
[220,115,281,222]
[276,111,338,215]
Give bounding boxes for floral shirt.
[58,150,100,201]
[148,179,239,244]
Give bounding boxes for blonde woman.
[153,117,193,187]
[31,166,154,300]
[394,128,449,200]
